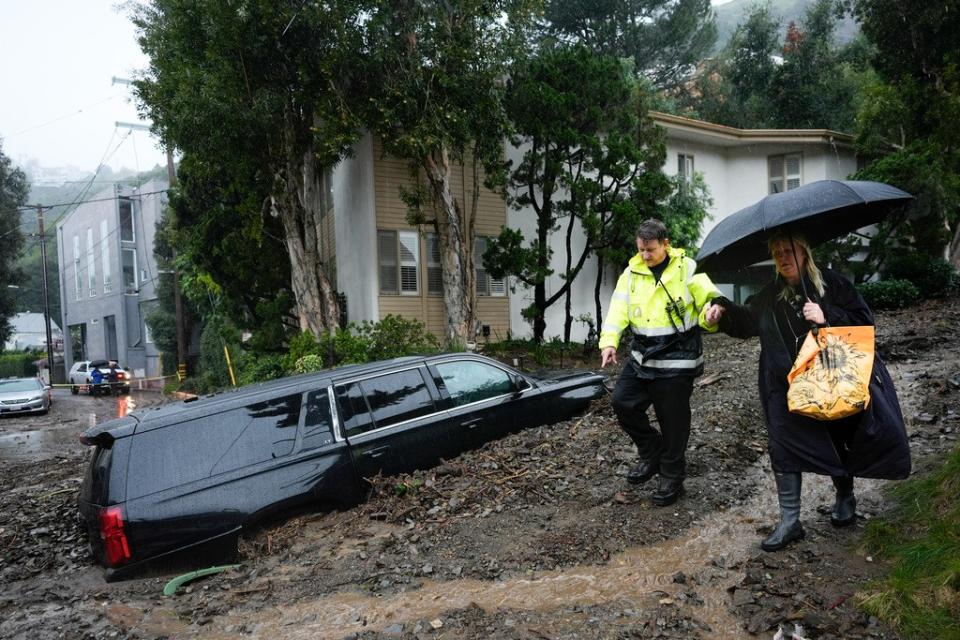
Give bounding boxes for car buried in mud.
[77,353,605,580]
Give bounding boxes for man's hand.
[601,346,617,368]
[705,302,725,327]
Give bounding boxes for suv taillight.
[99,506,131,566]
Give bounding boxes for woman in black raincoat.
[705,231,910,551]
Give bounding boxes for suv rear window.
[127,393,302,497]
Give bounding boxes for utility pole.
[36,206,56,383]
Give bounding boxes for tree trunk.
[563,208,576,343]
[594,254,604,336]
[424,147,474,344]
[275,111,340,337]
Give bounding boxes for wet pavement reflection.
[0,389,158,461]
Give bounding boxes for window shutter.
[399,231,419,294]
[378,230,398,294]
[426,233,443,295]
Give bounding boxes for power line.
[6,93,126,138]
[0,189,169,218]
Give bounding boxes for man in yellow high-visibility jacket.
[600,219,723,506]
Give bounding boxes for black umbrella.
[696,180,913,273]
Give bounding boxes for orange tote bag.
[786,325,875,421]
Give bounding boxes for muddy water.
[0,391,155,461]
[189,467,873,640]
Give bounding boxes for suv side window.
[210,394,301,474]
[362,368,435,429]
[78,364,87,372]
[336,368,435,438]
[434,360,513,407]
[301,388,335,450]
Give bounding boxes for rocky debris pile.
[727,547,894,640]
[0,456,88,584]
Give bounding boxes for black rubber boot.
[761,472,805,552]
[830,476,856,527]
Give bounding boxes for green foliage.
[144,306,178,375]
[658,173,713,254]
[134,0,361,336]
[0,352,39,378]
[856,279,919,310]
[294,354,324,374]
[281,331,321,372]
[541,0,717,91]
[853,140,960,259]
[0,140,30,348]
[359,0,536,343]
[236,353,284,387]
[350,315,441,362]
[198,315,240,389]
[487,44,668,341]
[859,445,960,639]
[688,0,872,133]
[849,0,960,263]
[885,254,958,298]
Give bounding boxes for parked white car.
[68,360,132,396]
[0,377,51,415]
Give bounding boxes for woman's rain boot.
[830,475,856,527]
[761,472,805,552]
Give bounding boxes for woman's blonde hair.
[768,230,825,299]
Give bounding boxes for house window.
[122,248,138,294]
[378,230,419,295]
[119,198,134,242]
[678,154,694,182]
[768,153,802,194]
[86,228,97,296]
[475,236,505,297]
[426,233,443,296]
[73,235,82,301]
[100,220,112,293]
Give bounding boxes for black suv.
[78,353,604,580]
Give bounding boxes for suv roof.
[94,354,482,433]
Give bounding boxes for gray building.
[56,179,168,380]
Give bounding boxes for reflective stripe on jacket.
[599,247,721,378]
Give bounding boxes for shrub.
[237,353,285,386]
[857,279,921,309]
[0,352,39,378]
[885,253,958,298]
[352,315,441,362]
[294,354,324,374]
[280,331,321,372]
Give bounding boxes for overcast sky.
[0,0,735,176]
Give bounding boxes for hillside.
[713,0,860,50]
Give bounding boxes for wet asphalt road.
[0,387,170,462]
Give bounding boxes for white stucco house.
[328,112,858,343]
[504,112,858,340]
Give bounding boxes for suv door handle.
[363,446,390,459]
[460,418,482,430]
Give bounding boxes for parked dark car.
[78,353,604,580]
